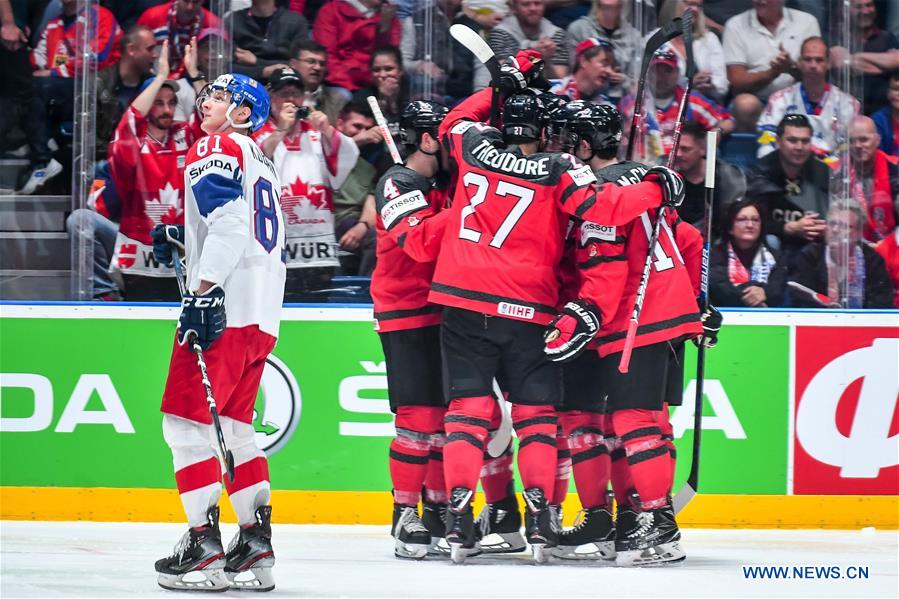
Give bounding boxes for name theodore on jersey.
[471,139,550,177]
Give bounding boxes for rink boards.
[0,304,897,528]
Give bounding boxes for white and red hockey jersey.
[183,133,286,338]
[253,120,359,269]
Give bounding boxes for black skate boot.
[615,502,684,566]
[422,499,450,557]
[445,487,481,564]
[155,506,229,592]
[224,505,275,591]
[553,505,616,561]
[522,488,559,564]
[391,503,430,560]
[475,493,526,554]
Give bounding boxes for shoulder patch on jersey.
[568,164,597,187]
[580,222,617,245]
[451,121,476,134]
[381,189,428,230]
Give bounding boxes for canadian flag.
[117,243,137,268]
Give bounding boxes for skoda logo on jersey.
[253,354,302,455]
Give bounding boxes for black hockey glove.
[693,305,722,349]
[495,64,528,96]
[543,300,601,362]
[151,224,185,267]
[643,165,685,207]
[178,285,226,351]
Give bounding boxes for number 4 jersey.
[428,88,666,325]
[183,132,287,338]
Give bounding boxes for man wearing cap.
[487,0,570,84]
[548,37,615,103]
[107,41,205,300]
[620,50,734,160]
[253,67,361,300]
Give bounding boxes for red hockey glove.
[510,49,544,76]
[543,300,601,362]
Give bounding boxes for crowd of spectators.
[0,0,897,307]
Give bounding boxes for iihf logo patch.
[407,216,420,227]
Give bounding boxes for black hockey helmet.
[561,102,623,158]
[547,99,587,152]
[502,91,548,144]
[399,100,449,149]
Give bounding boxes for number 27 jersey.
[183,132,286,338]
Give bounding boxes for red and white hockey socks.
[560,410,610,509]
[443,396,494,494]
[552,425,571,506]
[480,401,514,503]
[659,403,677,491]
[512,404,558,495]
[220,416,271,527]
[163,414,222,528]
[390,406,445,507]
[424,428,447,505]
[612,409,673,510]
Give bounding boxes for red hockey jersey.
[429,88,665,325]
[576,161,703,356]
[31,5,121,77]
[372,164,450,332]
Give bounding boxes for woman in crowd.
[709,198,787,308]
[352,47,411,124]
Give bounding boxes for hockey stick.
[625,16,686,161]
[619,10,695,373]
[449,24,502,126]
[672,130,717,515]
[366,95,404,165]
[486,379,514,458]
[171,255,236,483]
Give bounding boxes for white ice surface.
[1,521,897,598]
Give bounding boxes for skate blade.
[479,531,527,554]
[531,543,553,564]
[226,564,275,592]
[616,542,685,567]
[158,567,229,592]
[428,537,451,557]
[449,542,482,564]
[552,540,616,561]
[394,539,429,560]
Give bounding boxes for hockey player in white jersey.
[150,73,285,593]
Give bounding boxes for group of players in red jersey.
[373,49,722,567]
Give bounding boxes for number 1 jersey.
[183,132,287,338]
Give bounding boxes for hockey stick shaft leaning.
[367,96,404,165]
[172,255,236,483]
[619,11,695,373]
[626,17,684,161]
[673,130,717,515]
[449,24,503,127]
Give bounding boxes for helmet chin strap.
[216,102,252,133]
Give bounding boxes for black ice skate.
[155,506,228,592]
[615,504,685,566]
[391,504,430,560]
[445,487,481,564]
[225,505,275,591]
[522,488,559,564]
[422,499,450,557]
[475,493,526,554]
[552,505,616,561]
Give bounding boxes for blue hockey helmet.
[197,73,270,132]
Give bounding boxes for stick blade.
[486,380,513,458]
[672,483,697,515]
[450,24,497,69]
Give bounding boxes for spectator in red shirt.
[19,0,122,194]
[313,0,401,95]
[108,41,204,301]
[137,0,219,78]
